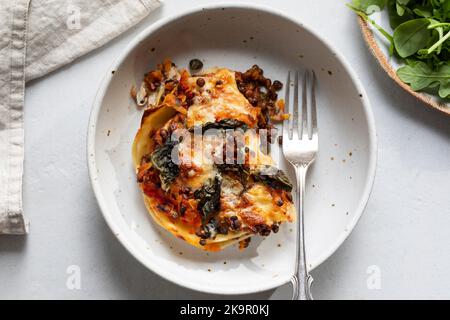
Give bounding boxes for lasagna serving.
[132,59,295,251]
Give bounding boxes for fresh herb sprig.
[348,0,450,99]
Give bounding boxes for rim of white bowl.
[87,2,378,295]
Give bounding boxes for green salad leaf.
[397,61,450,98]
[348,0,450,99]
[393,18,431,57]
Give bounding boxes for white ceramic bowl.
[88,3,377,295]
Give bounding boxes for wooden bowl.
[358,17,450,116]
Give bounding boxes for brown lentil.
[189,59,203,71]
[196,78,205,87]
[235,65,284,127]
[272,80,283,91]
[272,224,279,233]
[217,222,229,235]
[230,216,241,230]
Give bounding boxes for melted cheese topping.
[242,184,294,224]
[220,174,244,216]
[186,68,260,128]
[175,132,218,191]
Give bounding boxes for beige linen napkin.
[0,0,160,234]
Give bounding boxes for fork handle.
[290,164,314,300]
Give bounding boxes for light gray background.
[1,0,449,300]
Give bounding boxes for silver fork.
[282,70,318,300]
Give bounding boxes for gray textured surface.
[1,0,449,299]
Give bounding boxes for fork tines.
[283,70,317,141]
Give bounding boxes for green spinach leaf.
[194,176,222,224]
[393,18,431,57]
[252,166,293,192]
[150,140,179,191]
[190,119,248,132]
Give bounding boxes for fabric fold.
[0,0,160,234]
[0,0,31,235]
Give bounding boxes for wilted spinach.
[216,163,251,188]
[194,176,222,224]
[217,163,293,192]
[150,140,179,191]
[190,119,249,132]
[252,166,293,192]
[348,0,450,98]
